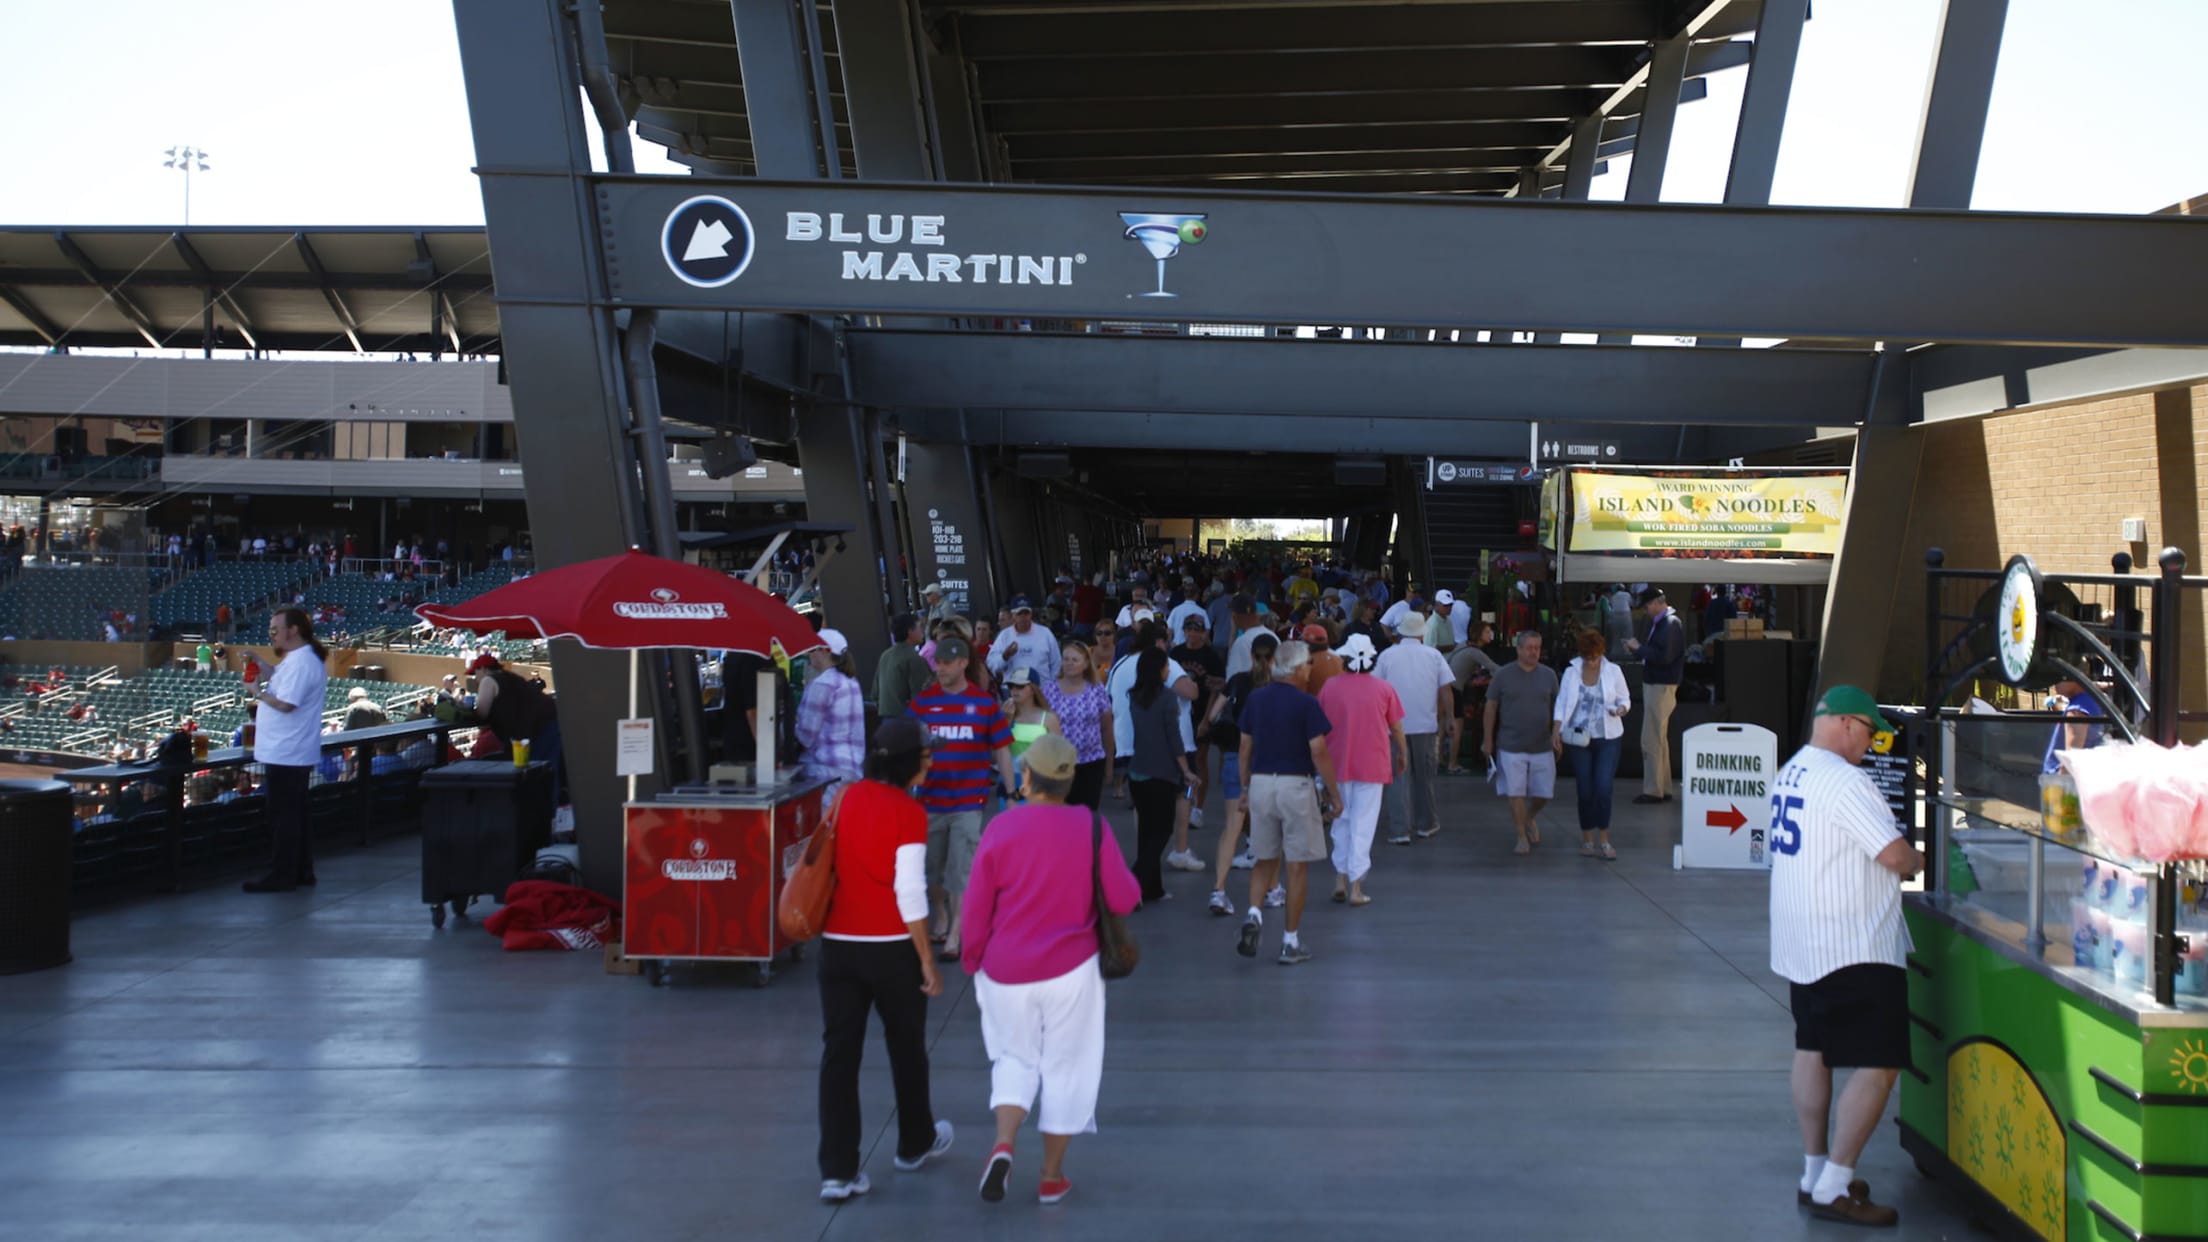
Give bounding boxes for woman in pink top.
[959,734,1140,1207]
[1316,633,1407,907]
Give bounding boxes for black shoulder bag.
[1090,809,1140,980]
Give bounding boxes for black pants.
[1070,758,1107,809]
[1130,776,1178,901]
[262,764,314,882]
[818,937,937,1180]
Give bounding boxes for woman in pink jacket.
[959,733,1140,1207]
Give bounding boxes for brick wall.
[1877,382,2208,715]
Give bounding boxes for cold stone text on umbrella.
[784,212,1083,286]
[614,588,729,620]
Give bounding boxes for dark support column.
[452,0,653,896]
[834,0,935,180]
[1816,350,1918,699]
[1910,0,2010,209]
[1598,34,1690,344]
[929,49,986,182]
[1702,0,1809,349]
[731,0,841,179]
[2153,388,2206,736]
[989,470,1046,603]
[1532,113,1605,345]
[1724,0,1809,207]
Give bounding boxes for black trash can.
[352,665,386,682]
[0,779,77,973]
[418,760,553,928]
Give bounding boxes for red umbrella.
[414,549,822,656]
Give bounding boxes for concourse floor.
[0,771,1986,1241]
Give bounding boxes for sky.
[1,1,2204,225]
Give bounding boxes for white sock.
[1812,1161,1855,1205]
[1801,1155,1827,1194]
[1246,906,1263,922]
[1282,929,1300,948]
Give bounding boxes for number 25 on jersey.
[1769,794,1804,856]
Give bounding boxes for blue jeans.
[1566,737,1622,831]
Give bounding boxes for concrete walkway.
[0,772,1983,1240]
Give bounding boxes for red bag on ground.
[484,880,620,951]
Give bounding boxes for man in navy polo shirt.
[1232,641,1342,966]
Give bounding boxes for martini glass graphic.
[1119,212,1207,297]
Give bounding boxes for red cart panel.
[623,786,825,963]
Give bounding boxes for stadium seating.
[0,663,436,758]
[0,567,162,640]
[150,561,319,632]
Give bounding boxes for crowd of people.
[787,554,1852,1209]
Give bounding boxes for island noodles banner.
[1565,469,1849,560]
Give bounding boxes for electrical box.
[2122,517,2147,543]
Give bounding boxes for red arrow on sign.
[1706,804,1748,835]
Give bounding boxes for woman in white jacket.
[1550,630,1633,860]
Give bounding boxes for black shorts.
[1789,964,1909,1070]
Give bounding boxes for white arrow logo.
[683,219,733,262]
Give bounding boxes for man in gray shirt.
[1484,632,1560,855]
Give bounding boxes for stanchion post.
[2150,547,2185,1006]
[1922,548,1948,895]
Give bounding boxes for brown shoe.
[1808,1190,1897,1227]
[1797,1179,1868,1207]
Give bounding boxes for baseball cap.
[1182,612,1208,630]
[1022,733,1078,782]
[1338,633,1378,672]
[1397,612,1428,639]
[1300,623,1330,646]
[922,582,944,597]
[1638,586,1665,605]
[1433,589,1456,607]
[933,635,972,664]
[1008,594,1034,613]
[1003,665,1036,687]
[871,716,933,757]
[817,628,849,656]
[1814,685,1896,735]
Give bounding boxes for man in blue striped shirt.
[909,635,1016,959]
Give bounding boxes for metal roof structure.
[607,0,1752,193]
[0,228,497,355]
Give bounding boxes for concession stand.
[418,549,828,987]
[1548,467,1843,782]
[1901,547,2208,1242]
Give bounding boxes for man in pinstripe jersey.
[1768,686,1925,1228]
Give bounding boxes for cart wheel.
[753,962,774,988]
[1914,1157,1935,1179]
[789,942,805,963]
[431,903,446,929]
[647,961,667,988]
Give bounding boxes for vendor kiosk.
[622,667,827,987]
[1902,548,2208,1242]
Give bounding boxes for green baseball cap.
[1814,685,1896,735]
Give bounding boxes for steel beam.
[1533,0,1749,173]
[730,0,841,178]
[1008,122,1567,164]
[846,330,1871,426]
[0,285,63,346]
[0,266,494,295]
[291,234,365,353]
[168,233,260,352]
[1724,0,1807,206]
[52,232,163,350]
[976,46,1636,102]
[834,0,935,180]
[1911,0,2010,209]
[1624,36,1691,202]
[906,408,1680,460]
[594,175,2208,348]
[957,1,1673,58]
[986,88,1603,134]
[1016,149,1551,181]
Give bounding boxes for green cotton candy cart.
[1901,549,2208,1242]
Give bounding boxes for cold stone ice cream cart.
[622,774,829,987]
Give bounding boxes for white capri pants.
[1329,780,1386,884]
[975,956,1108,1136]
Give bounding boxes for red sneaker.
[979,1145,1013,1202]
[1039,1175,1072,1205]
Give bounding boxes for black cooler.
[418,760,552,927]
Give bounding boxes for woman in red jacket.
[815,717,955,1202]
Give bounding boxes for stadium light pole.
[163,146,211,225]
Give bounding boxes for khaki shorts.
[1246,773,1327,864]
